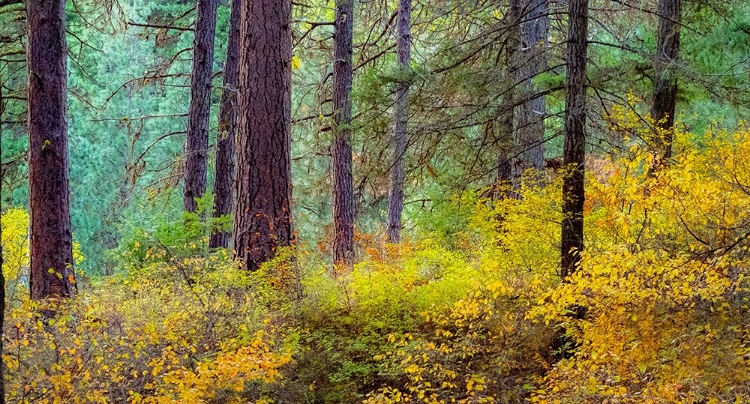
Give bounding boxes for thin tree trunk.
[209,0,240,248]
[511,0,548,183]
[0,237,4,404]
[385,0,412,243]
[27,0,76,300]
[332,0,355,267]
[496,0,521,199]
[232,0,293,271]
[0,71,5,403]
[650,0,681,163]
[184,0,219,212]
[560,0,588,280]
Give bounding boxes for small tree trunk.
[184,0,219,212]
[511,0,549,183]
[209,0,240,248]
[332,0,355,267]
[232,0,293,271]
[650,0,681,163]
[385,0,412,243]
[27,0,76,299]
[560,0,588,280]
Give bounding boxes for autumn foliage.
[2,119,749,403]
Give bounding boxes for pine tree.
[232,0,293,270]
[386,0,412,243]
[184,0,219,212]
[561,0,588,279]
[332,0,355,266]
[209,0,240,248]
[26,0,76,299]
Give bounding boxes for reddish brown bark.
[561,0,588,280]
[184,0,219,212]
[332,0,355,266]
[209,0,240,249]
[386,0,412,243]
[26,0,76,299]
[650,0,681,162]
[0,80,5,397]
[232,0,293,271]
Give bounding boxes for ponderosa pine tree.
[560,0,588,280]
[650,0,681,163]
[385,0,412,243]
[0,74,5,402]
[332,0,355,266]
[209,0,240,248]
[511,0,549,181]
[27,0,76,299]
[232,0,293,271]
[494,0,522,198]
[183,0,218,212]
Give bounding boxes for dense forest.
[1,0,749,401]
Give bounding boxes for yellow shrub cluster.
[351,121,749,403]
[530,123,750,403]
[2,117,748,404]
[0,249,292,404]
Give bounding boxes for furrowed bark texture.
[650,0,681,161]
[0,83,5,398]
[209,0,240,248]
[386,0,412,243]
[332,0,355,266]
[27,0,76,299]
[232,0,293,271]
[184,0,218,212]
[495,0,522,199]
[561,0,588,280]
[511,0,549,181]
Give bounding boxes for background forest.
[1,0,750,402]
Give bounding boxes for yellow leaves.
[291,55,301,69]
[2,207,30,297]
[150,333,292,403]
[2,248,291,404]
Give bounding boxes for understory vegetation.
[3,117,749,403]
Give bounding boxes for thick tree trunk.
[332,0,355,267]
[209,0,240,249]
[26,0,76,300]
[232,0,293,271]
[560,0,588,280]
[650,0,681,162]
[184,0,218,212]
[511,0,549,182]
[385,0,412,244]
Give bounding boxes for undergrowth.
[1,120,749,403]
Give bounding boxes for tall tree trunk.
[209,0,240,248]
[650,0,681,163]
[27,0,76,299]
[0,71,5,403]
[385,0,412,243]
[332,0,355,266]
[184,0,219,212]
[560,0,588,280]
[232,0,293,271]
[495,0,522,199]
[511,0,549,183]
[0,240,4,404]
